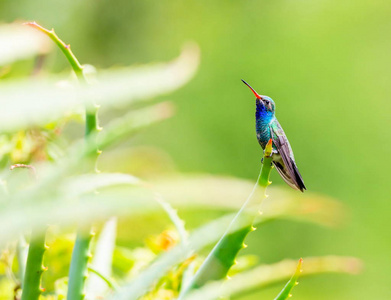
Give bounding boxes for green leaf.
[0,173,157,247]
[274,258,302,300]
[0,101,175,249]
[21,232,47,300]
[108,213,239,300]
[86,218,118,298]
[153,175,346,228]
[0,44,199,132]
[155,194,188,245]
[107,183,350,300]
[180,149,273,295]
[183,256,362,300]
[0,23,51,66]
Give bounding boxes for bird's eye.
[264,100,269,105]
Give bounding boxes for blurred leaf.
[0,43,199,132]
[108,213,236,300]
[86,217,118,299]
[42,233,73,292]
[62,173,141,198]
[16,236,28,283]
[274,258,302,300]
[0,101,175,240]
[228,255,259,276]
[108,179,349,300]
[180,165,271,295]
[155,194,188,246]
[0,277,14,299]
[153,175,346,227]
[183,256,362,300]
[112,246,136,277]
[98,102,174,151]
[0,174,159,247]
[0,23,51,66]
[0,99,176,249]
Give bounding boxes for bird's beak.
[241,79,262,99]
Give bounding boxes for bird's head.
[241,79,275,114]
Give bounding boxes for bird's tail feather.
[273,160,306,192]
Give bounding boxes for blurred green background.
[1,0,390,299]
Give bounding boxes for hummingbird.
[241,79,306,192]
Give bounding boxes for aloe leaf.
[274,258,303,300]
[85,217,118,298]
[14,102,172,201]
[25,22,86,82]
[0,23,51,66]
[0,101,173,249]
[97,102,174,151]
[108,214,240,300]
[155,194,188,244]
[183,256,361,300]
[16,236,28,284]
[0,174,156,247]
[8,164,49,300]
[22,23,100,300]
[88,267,119,291]
[154,176,346,228]
[0,173,190,250]
[0,44,198,132]
[62,173,141,197]
[181,140,274,294]
[21,233,47,300]
[154,193,193,296]
[109,142,275,300]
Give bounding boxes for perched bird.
[242,79,306,192]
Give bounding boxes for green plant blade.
[17,236,28,285]
[25,22,86,82]
[0,174,156,247]
[154,175,346,228]
[109,143,275,300]
[183,256,362,300]
[274,258,303,300]
[86,218,118,298]
[0,100,174,250]
[108,214,241,300]
[0,23,51,66]
[155,194,188,245]
[181,140,274,293]
[106,171,349,300]
[67,229,94,300]
[0,44,198,132]
[21,233,47,300]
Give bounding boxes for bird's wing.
[270,122,306,192]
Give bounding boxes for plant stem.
[21,233,47,300]
[26,22,100,300]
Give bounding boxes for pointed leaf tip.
[23,21,35,26]
[296,258,303,273]
[23,21,53,36]
[274,258,303,300]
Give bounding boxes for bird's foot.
[262,149,277,158]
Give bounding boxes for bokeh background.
[1,0,390,299]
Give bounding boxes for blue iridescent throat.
[255,100,274,127]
